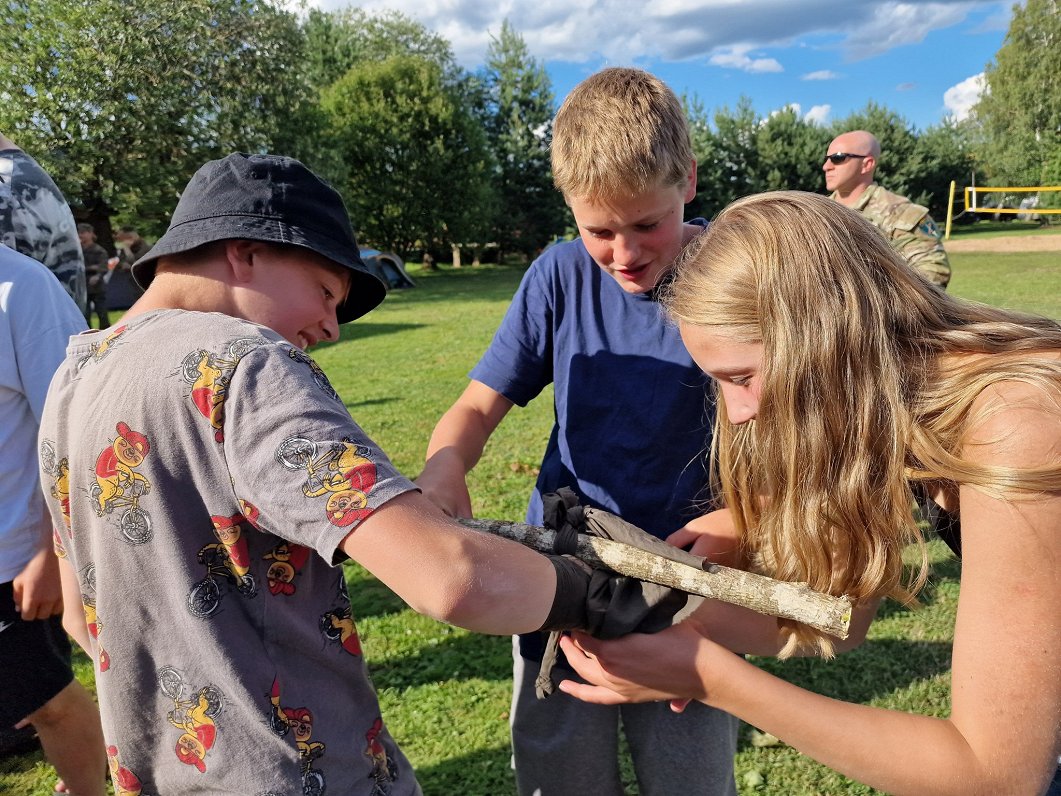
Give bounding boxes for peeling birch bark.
[460,517,852,640]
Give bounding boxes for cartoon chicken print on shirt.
[92,422,152,544]
[275,436,378,528]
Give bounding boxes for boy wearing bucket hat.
[39,153,592,794]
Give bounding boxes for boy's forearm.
[343,492,561,634]
[58,558,91,654]
[424,407,493,473]
[423,381,514,470]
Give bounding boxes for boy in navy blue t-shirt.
[417,67,739,796]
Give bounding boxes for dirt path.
[945,234,1061,253]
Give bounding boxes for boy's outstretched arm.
[341,490,585,635]
[417,380,514,518]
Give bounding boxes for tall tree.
[973,0,1061,190]
[682,95,722,220]
[756,107,831,192]
[690,97,761,219]
[321,55,495,257]
[907,120,977,219]
[302,7,461,92]
[480,21,565,259]
[0,0,314,240]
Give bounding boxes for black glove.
[534,487,701,697]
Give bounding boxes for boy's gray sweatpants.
[510,638,739,796]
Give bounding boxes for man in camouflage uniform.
[824,130,950,289]
[0,133,88,313]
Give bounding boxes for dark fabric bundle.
[535,487,704,697]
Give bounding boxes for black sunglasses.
[824,152,869,165]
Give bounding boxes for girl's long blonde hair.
[664,191,1061,656]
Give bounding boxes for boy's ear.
[226,240,258,284]
[683,160,698,204]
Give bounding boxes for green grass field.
[2,246,1058,795]
[946,218,1061,240]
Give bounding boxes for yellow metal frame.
[945,182,1061,238]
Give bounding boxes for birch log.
[460,517,852,640]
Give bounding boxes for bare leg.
[23,680,106,796]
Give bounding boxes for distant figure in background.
[115,226,152,268]
[110,226,150,308]
[824,130,951,289]
[77,222,111,328]
[0,132,87,315]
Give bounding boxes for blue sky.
[305,0,1014,131]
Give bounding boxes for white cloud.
[296,1,999,68]
[804,104,832,125]
[842,2,974,60]
[943,72,985,121]
[802,70,840,81]
[765,102,829,125]
[709,44,783,74]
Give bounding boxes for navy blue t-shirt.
[471,224,714,658]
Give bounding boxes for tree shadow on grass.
[413,743,515,795]
[344,564,408,620]
[749,636,952,718]
[873,554,962,623]
[0,746,45,777]
[367,632,511,691]
[383,266,530,306]
[333,321,426,344]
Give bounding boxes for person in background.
[824,130,951,289]
[559,190,1060,796]
[1,244,105,796]
[114,226,151,268]
[0,132,87,315]
[77,222,111,328]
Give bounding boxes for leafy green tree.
[756,107,831,192]
[713,98,762,207]
[973,0,1061,187]
[481,21,566,259]
[684,96,761,219]
[0,0,314,241]
[321,55,495,257]
[302,7,461,92]
[906,120,976,219]
[683,95,722,220]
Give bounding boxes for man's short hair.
[76,222,95,235]
[551,67,694,201]
[117,226,139,236]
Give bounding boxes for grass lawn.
[946,218,1061,240]
[2,249,1058,795]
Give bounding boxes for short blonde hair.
[551,67,693,201]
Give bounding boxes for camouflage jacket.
[0,148,87,312]
[833,182,951,289]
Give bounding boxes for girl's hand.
[557,622,715,706]
[667,508,741,567]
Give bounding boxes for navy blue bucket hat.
[132,153,386,323]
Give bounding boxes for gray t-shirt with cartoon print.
[39,309,421,796]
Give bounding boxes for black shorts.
[0,580,74,725]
